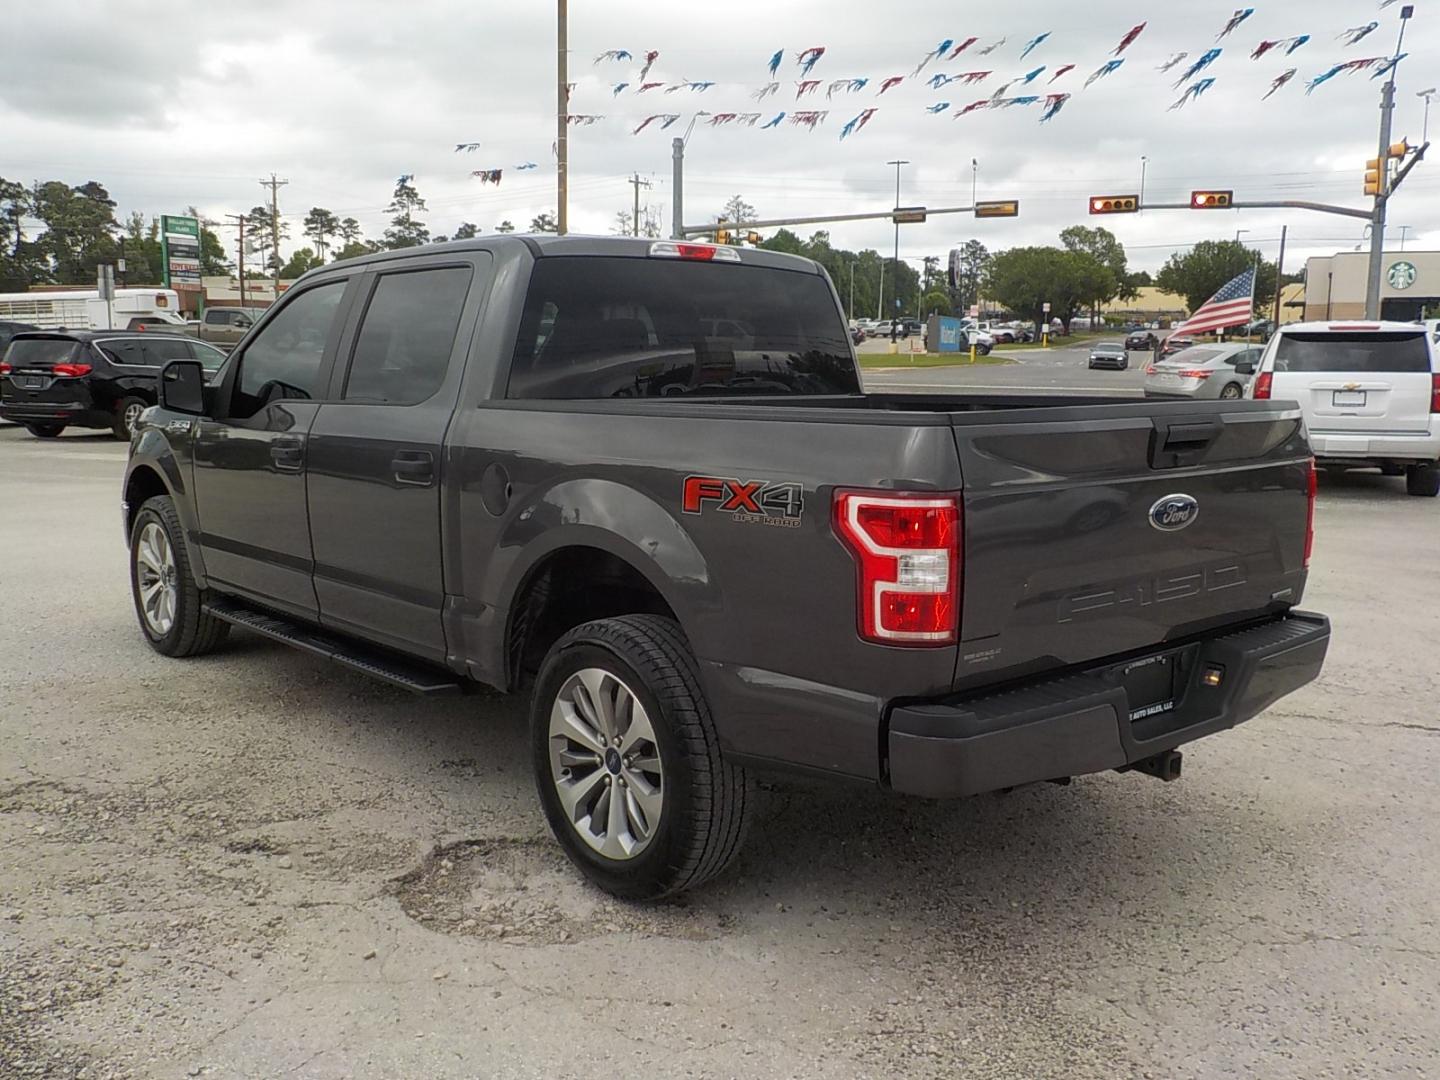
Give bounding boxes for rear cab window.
[506,256,858,400]
[1272,331,1432,374]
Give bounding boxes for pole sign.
[892,207,928,224]
[974,200,1019,218]
[1043,302,1052,313]
[160,214,202,289]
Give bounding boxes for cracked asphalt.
[2,421,1438,1079]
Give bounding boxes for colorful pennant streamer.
[631,113,680,134]
[768,49,783,77]
[912,40,953,77]
[1049,64,1076,82]
[638,82,664,93]
[453,143,481,153]
[1263,68,1297,99]
[1217,9,1254,41]
[1173,48,1221,88]
[1020,33,1050,60]
[1021,66,1046,84]
[470,169,503,185]
[1113,23,1146,56]
[1040,92,1071,121]
[839,107,878,139]
[927,101,950,113]
[754,82,780,100]
[1339,22,1379,46]
[1084,59,1124,89]
[593,50,631,64]
[878,76,905,94]
[639,51,659,80]
[790,109,828,129]
[761,112,785,128]
[976,38,1007,56]
[797,47,826,75]
[797,80,821,98]
[1169,78,1215,110]
[948,38,978,59]
[1157,52,1189,73]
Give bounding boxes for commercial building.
[1303,249,1439,322]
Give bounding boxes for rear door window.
[97,339,149,366]
[342,267,472,405]
[1273,332,1431,373]
[507,256,858,399]
[143,338,193,365]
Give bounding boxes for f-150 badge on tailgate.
[1148,493,1199,531]
[683,475,804,528]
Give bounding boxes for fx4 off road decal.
[682,476,804,529]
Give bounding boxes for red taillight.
[1253,371,1273,399]
[1176,369,1213,379]
[833,491,960,646]
[1431,373,1440,414]
[51,363,92,377]
[1304,458,1317,568]
[0,361,10,375]
[1145,364,1158,375]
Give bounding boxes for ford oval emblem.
[1149,494,1199,532]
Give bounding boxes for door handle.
[270,436,304,471]
[392,451,434,486]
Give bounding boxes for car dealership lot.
[2,420,1437,1079]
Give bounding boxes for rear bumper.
[1308,429,1440,462]
[0,401,111,428]
[886,611,1330,799]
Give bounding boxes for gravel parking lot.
[3,421,1438,1079]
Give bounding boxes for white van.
[1245,320,1439,497]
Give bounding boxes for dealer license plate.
[1122,654,1178,721]
[1332,390,1367,408]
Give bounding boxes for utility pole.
[886,159,909,349]
[671,138,685,239]
[1272,224,1287,325]
[1139,156,1148,208]
[628,173,652,237]
[557,0,568,235]
[223,214,248,309]
[260,174,288,287]
[848,260,855,321]
[1365,4,1414,320]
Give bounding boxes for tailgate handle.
[1151,419,1223,469]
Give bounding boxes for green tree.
[985,246,1113,328]
[529,212,558,233]
[1060,225,1128,323]
[720,194,757,226]
[384,176,430,248]
[1156,240,1276,314]
[332,240,372,261]
[920,290,951,316]
[337,217,362,245]
[243,204,289,275]
[952,240,990,313]
[278,248,322,278]
[302,207,340,261]
[759,228,804,256]
[0,178,40,289]
[119,211,162,284]
[495,220,516,233]
[30,180,121,284]
[453,221,479,239]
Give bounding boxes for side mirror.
[1234,361,1256,376]
[159,360,206,415]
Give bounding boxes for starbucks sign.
[1386,260,1417,291]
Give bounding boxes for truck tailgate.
[952,402,1311,689]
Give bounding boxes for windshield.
[1273,331,1430,373]
[4,338,81,367]
[507,256,858,399]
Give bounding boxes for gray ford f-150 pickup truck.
[122,235,1330,898]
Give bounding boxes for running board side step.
[202,598,465,696]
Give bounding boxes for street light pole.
[1419,88,1436,145]
[886,159,909,349]
[556,0,568,235]
[1139,156,1148,209]
[1365,4,1414,320]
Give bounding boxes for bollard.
[969,343,976,364]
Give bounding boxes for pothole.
[391,839,731,945]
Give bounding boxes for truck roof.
[1277,319,1431,334]
[325,233,824,277]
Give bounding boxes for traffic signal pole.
[1134,198,1371,219]
[1364,6,1413,319]
[680,203,993,237]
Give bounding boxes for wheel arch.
[123,437,209,586]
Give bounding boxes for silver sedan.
[1143,343,1263,400]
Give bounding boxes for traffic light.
[715,228,732,245]
[1191,190,1233,209]
[1089,194,1139,214]
[1365,159,1383,197]
[745,231,763,245]
[1388,140,1410,159]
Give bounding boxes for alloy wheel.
[134,522,178,635]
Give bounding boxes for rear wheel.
[1405,463,1440,497]
[24,423,64,439]
[129,495,230,656]
[977,343,991,356]
[113,396,147,440]
[1219,383,1243,399]
[532,615,751,899]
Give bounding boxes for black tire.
[531,615,751,900]
[977,343,991,356]
[24,423,65,438]
[129,494,230,657]
[1219,383,1243,399]
[1405,463,1440,498]
[113,396,147,440]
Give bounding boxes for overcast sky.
[3,0,1437,274]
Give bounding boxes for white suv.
[1245,320,1440,497]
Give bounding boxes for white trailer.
[0,288,186,331]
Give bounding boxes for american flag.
[1167,268,1255,339]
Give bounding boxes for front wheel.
[1406,463,1440,497]
[129,495,230,656]
[24,423,65,438]
[532,615,751,899]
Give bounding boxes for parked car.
[1144,343,1261,400]
[0,320,40,355]
[1245,320,1439,496]
[1087,341,1129,370]
[0,331,229,439]
[1126,330,1158,351]
[183,306,266,352]
[121,234,1329,898]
